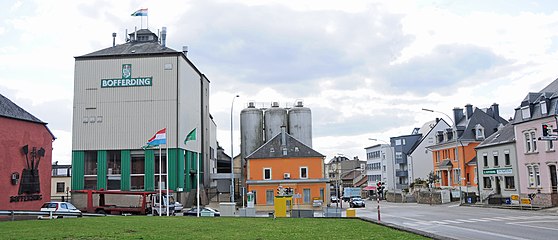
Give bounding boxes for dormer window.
[541,101,548,115]
[474,124,485,140]
[521,106,531,119]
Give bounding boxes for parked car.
[330,196,339,203]
[349,197,365,208]
[173,201,184,213]
[38,202,81,219]
[183,207,220,217]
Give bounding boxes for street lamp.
[422,108,463,204]
[369,138,397,202]
[231,94,239,203]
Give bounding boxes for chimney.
[453,107,464,125]
[161,27,167,48]
[281,126,287,146]
[112,32,117,47]
[491,103,499,119]
[182,46,188,56]
[134,26,137,41]
[465,104,473,119]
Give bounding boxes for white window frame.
[524,130,538,153]
[521,106,531,119]
[300,166,308,179]
[541,101,548,115]
[527,165,535,187]
[263,168,272,180]
[395,139,402,146]
[493,151,499,167]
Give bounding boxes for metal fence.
[0,210,104,221]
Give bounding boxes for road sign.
[539,136,558,141]
[520,198,531,205]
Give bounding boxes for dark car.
[349,197,365,208]
[183,207,221,217]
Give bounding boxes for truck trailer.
[72,189,175,215]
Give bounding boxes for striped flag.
[131,8,148,16]
[147,128,166,146]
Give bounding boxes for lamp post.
[422,108,463,204]
[368,138,396,193]
[230,95,239,203]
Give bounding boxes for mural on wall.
[10,145,44,202]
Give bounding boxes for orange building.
[429,104,507,199]
[246,128,327,211]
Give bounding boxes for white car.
[173,201,184,212]
[39,202,81,219]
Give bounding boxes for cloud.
[379,44,511,94]
[170,1,412,95]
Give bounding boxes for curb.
[359,217,457,240]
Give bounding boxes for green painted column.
[97,150,107,190]
[168,149,178,191]
[177,149,185,191]
[121,150,131,191]
[145,149,155,191]
[71,151,84,190]
[184,151,192,191]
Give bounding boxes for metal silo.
[264,102,288,141]
[288,100,312,147]
[240,102,264,159]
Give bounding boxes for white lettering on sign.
[101,77,152,88]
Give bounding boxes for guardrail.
[0,210,106,221]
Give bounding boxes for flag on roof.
[184,128,196,143]
[131,8,148,16]
[147,128,166,146]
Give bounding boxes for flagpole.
[166,143,169,216]
[200,153,201,217]
[158,145,162,216]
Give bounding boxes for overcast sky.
[2,0,558,164]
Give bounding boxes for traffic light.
[542,124,551,137]
[277,187,285,196]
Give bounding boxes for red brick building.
[0,94,55,210]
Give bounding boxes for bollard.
[377,197,381,222]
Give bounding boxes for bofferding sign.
[101,64,152,88]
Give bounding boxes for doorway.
[550,165,557,193]
[495,177,501,195]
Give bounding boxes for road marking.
[430,221,449,225]
[455,219,477,223]
[440,220,463,224]
[507,220,558,232]
[468,218,491,222]
[441,224,527,240]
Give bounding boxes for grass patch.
[0,217,429,239]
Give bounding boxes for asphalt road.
[355,200,558,240]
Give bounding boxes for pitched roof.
[246,130,324,159]
[408,118,450,155]
[513,77,558,124]
[476,122,515,149]
[76,29,179,58]
[457,108,507,141]
[0,93,44,123]
[0,93,55,139]
[77,41,179,58]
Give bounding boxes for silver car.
[39,202,81,219]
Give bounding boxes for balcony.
[395,170,408,177]
[395,158,407,164]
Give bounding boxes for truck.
[73,189,175,216]
[342,188,362,202]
